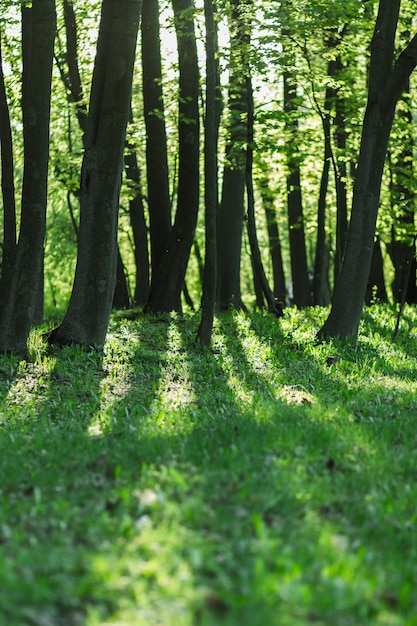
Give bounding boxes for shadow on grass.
[0,311,416,625]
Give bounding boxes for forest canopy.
[0,0,417,352]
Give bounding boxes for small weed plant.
[1,305,417,625]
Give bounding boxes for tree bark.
[0,0,56,353]
[319,0,417,340]
[283,65,312,308]
[198,0,218,346]
[50,0,142,347]
[216,0,252,311]
[245,76,283,318]
[141,0,171,276]
[0,30,17,285]
[257,171,286,305]
[124,135,149,306]
[145,0,200,314]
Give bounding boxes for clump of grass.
[0,306,416,625]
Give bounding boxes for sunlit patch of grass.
[1,307,417,624]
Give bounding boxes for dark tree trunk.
[245,76,283,318]
[113,247,131,309]
[0,0,56,354]
[50,0,142,347]
[58,0,133,310]
[319,1,417,340]
[216,0,252,311]
[124,135,149,306]
[258,172,286,306]
[284,66,312,308]
[145,0,199,314]
[313,111,331,307]
[198,0,218,346]
[61,0,87,137]
[331,48,349,284]
[0,31,17,285]
[387,80,416,304]
[141,0,171,276]
[365,237,388,304]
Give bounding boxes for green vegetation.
[1,305,417,625]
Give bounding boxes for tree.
[197,0,218,346]
[216,0,252,311]
[319,0,417,340]
[49,0,142,347]
[141,0,171,279]
[283,58,312,308]
[0,0,56,354]
[145,0,200,314]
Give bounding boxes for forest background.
[2,2,417,624]
[0,0,416,353]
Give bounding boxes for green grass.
[1,305,417,625]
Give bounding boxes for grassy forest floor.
[1,305,417,625]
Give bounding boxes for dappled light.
[1,308,417,624]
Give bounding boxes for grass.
[1,304,417,625]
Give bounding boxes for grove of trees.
[1,0,417,353]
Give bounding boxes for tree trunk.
[145,0,200,314]
[124,136,149,306]
[0,0,56,354]
[0,30,17,285]
[257,169,286,305]
[141,0,171,276]
[319,0,417,340]
[50,0,142,347]
[387,80,416,304]
[198,0,218,346]
[365,237,388,304]
[245,76,283,318]
[284,66,312,308]
[216,0,252,311]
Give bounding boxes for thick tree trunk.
[198,0,218,346]
[50,0,142,347]
[0,0,56,354]
[145,0,199,314]
[141,0,171,276]
[319,0,417,340]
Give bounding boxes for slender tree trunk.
[0,31,17,285]
[145,0,200,314]
[50,0,142,347]
[198,0,218,346]
[313,107,332,307]
[141,0,171,276]
[319,0,417,340]
[387,81,416,304]
[333,57,349,284]
[0,0,56,354]
[365,236,388,304]
[283,65,312,308]
[216,0,252,311]
[257,171,286,305]
[124,136,149,306]
[245,76,283,318]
